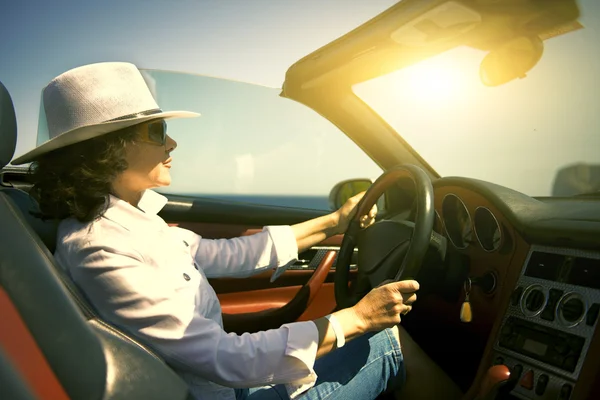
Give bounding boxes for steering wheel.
[334,164,435,308]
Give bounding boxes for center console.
[490,245,600,399]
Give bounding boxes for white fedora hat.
[11,62,199,165]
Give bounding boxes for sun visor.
[391,1,481,46]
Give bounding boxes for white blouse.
[54,190,320,400]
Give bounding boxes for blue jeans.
[236,328,405,400]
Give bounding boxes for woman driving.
[12,62,461,400]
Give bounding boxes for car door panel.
[159,195,325,225]
[160,195,348,321]
[216,281,340,322]
[218,284,303,313]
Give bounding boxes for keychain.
[460,278,473,323]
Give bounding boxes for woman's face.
[113,121,178,193]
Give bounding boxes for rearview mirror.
[480,36,544,87]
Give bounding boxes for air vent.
[525,251,565,281]
[526,289,545,312]
[520,284,547,317]
[557,293,586,327]
[567,257,600,290]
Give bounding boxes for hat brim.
[11,110,200,165]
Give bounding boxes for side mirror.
[480,36,544,87]
[329,179,386,212]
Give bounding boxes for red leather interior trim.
[219,285,301,313]
[0,287,69,400]
[219,251,337,315]
[298,283,337,321]
[219,283,337,320]
[306,251,336,305]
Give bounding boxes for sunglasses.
[138,120,168,146]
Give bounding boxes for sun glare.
[400,57,468,105]
[361,48,482,110]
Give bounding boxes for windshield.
[354,0,600,197]
[58,70,381,210]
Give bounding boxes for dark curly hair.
[29,125,140,222]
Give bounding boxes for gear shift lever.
[475,365,511,400]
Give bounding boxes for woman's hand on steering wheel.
[334,165,434,309]
[351,280,419,332]
[333,192,377,234]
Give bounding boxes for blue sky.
[0,0,396,158]
[2,0,599,197]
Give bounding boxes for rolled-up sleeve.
[181,225,298,279]
[63,239,319,395]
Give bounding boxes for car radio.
[498,316,585,373]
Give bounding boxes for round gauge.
[442,194,473,249]
[474,207,502,252]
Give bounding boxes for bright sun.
[402,59,465,104]
[380,48,480,108]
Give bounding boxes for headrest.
[0,81,17,168]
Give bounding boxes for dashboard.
[492,245,600,400]
[428,178,600,400]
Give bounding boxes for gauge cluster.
[440,193,504,252]
[474,207,502,252]
[442,194,473,249]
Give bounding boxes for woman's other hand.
[352,280,419,332]
[333,191,377,234]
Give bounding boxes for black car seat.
[0,348,38,400]
[0,80,192,400]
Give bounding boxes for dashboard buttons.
[511,364,523,379]
[535,374,548,396]
[555,342,569,355]
[559,383,572,400]
[519,369,533,390]
[586,303,599,326]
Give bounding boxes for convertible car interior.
[1,0,599,399]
